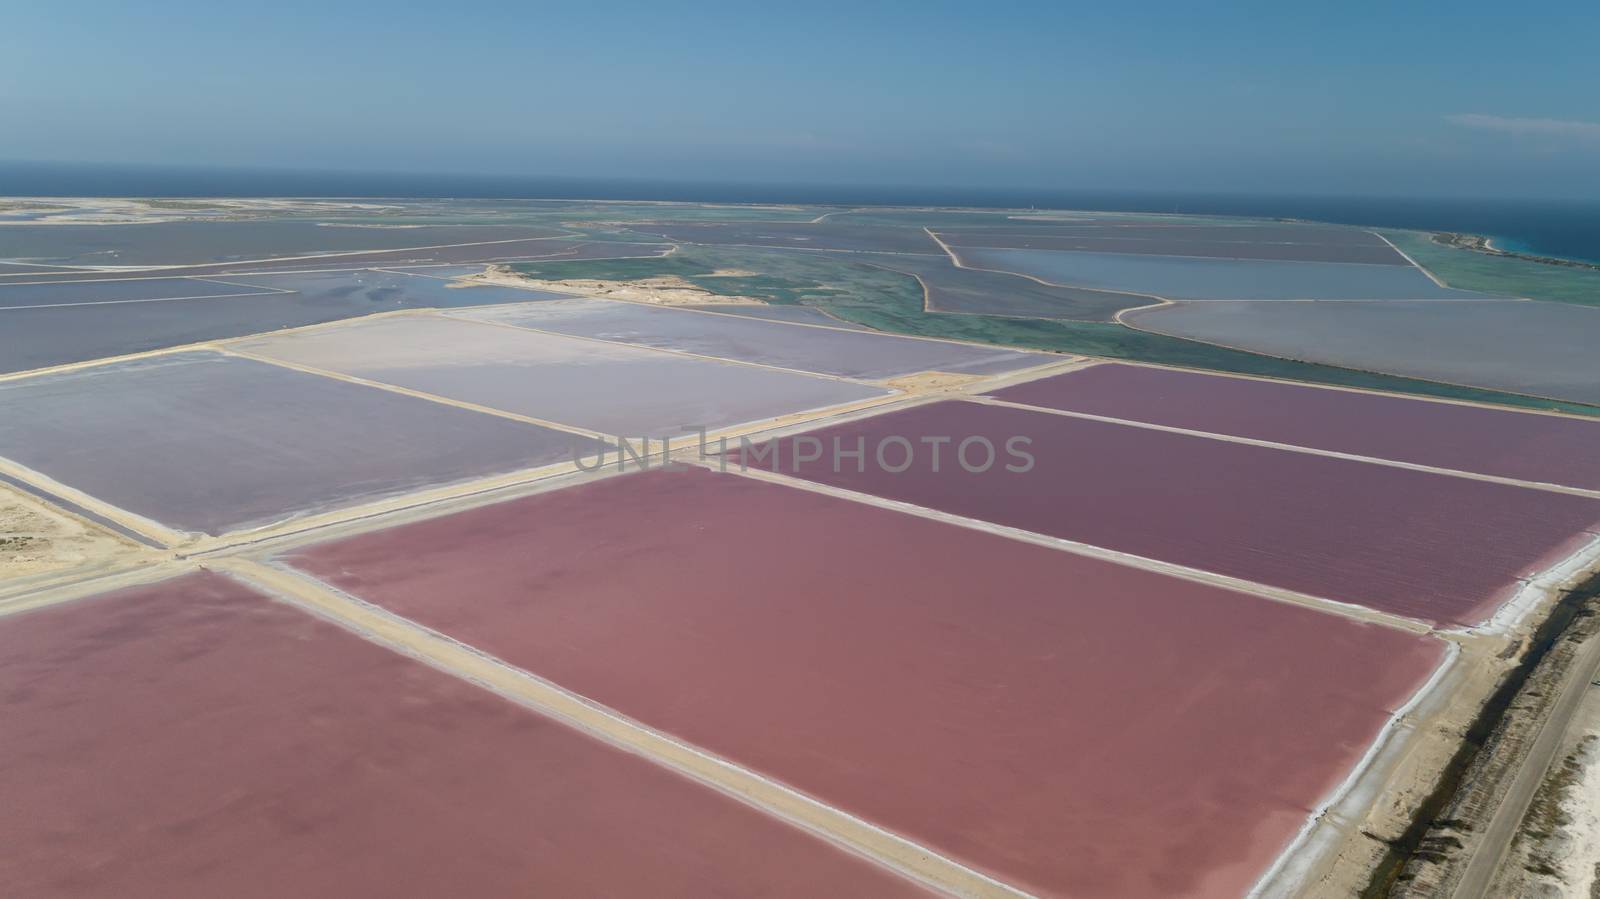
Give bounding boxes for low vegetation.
[1385,230,1600,308]
[512,243,1600,416]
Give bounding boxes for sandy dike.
[464,265,774,307]
[0,482,146,588]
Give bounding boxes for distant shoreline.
[1432,232,1600,272]
[4,166,1600,267]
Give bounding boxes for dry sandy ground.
[1299,640,1509,897]
[882,371,992,393]
[466,266,769,306]
[0,483,144,584]
[1385,581,1600,899]
[0,197,402,225]
[1490,680,1600,897]
[1553,722,1600,896]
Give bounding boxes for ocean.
[4,162,1598,265]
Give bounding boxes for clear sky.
[5,1,1597,198]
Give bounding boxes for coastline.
[1432,231,1600,272]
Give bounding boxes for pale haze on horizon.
[3,0,1598,199]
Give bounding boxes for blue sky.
[4,1,1597,198]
